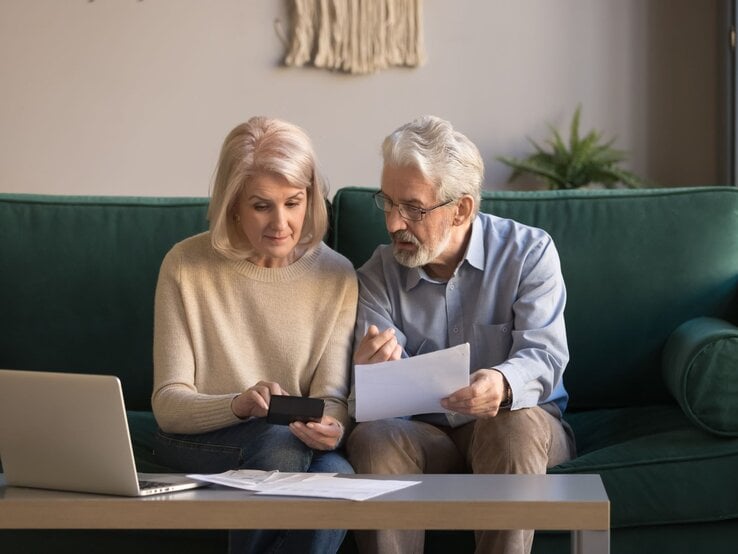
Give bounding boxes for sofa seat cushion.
[551,405,738,528]
[662,317,738,436]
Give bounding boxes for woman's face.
[235,173,308,267]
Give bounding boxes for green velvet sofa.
[1,186,738,553]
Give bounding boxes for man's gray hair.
[382,115,484,212]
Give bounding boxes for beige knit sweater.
[152,232,358,435]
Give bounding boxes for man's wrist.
[498,375,513,409]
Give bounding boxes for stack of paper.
[188,470,420,501]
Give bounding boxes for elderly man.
[346,115,576,554]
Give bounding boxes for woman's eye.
[253,204,269,211]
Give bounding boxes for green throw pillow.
[662,317,738,436]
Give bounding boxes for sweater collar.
[229,242,324,282]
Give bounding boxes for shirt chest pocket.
[472,322,513,370]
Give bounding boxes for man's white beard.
[392,227,453,268]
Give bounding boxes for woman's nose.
[270,207,287,228]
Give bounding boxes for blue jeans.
[154,418,354,554]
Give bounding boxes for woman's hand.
[231,381,288,419]
[288,415,344,451]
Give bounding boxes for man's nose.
[385,205,406,233]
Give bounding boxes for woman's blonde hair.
[207,116,329,260]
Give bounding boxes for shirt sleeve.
[354,259,409,346]
[348,250,411,417]
[493,235,569,411]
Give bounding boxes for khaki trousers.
[346,407,575,554]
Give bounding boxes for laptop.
[0,369,206,496]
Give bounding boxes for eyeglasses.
[373,192,453,222]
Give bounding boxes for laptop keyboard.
[138,479,174,490]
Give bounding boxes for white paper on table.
[187,470,420,501]
[354,343,470,422]
[254,475,421,501]
[187,470,325,491]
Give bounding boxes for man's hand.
[353,324,403,364]
[231,381,289,419]
[289,415,344,450]
[441,369,508,418]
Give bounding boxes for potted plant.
[497,105,646,190]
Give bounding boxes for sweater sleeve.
[151,246,241,434]
[308,262,358,435]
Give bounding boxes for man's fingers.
[443,369,507,417]
[356,327,401,364]
[445,384,475,404]
[370,332,399,362]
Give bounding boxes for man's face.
[380,165,455,268]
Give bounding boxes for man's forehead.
[381,165,437,202]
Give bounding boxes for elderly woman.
[152,116,357,554]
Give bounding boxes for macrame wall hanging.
[283,0,425,75]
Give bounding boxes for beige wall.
[0,0,722,198]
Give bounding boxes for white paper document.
[187,469,420,501]
[354,343,470,422]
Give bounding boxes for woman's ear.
[453,195,475,226]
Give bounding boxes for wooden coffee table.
[0,473,609,553]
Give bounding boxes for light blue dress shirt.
[351,212,569,426]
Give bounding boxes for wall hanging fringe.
[284,0,425,74]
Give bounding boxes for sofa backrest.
[3,188,737,413]
[331,186,738,410]
[0,194,209,411]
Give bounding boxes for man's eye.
[403,205,422,216]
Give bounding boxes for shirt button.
[453,327,459,333]
[449,284,455,290]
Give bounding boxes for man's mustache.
[392,230,420,246]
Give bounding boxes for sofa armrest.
[662,317,738,436]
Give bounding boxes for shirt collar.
[403,215,485,291]
[466,214,486,270]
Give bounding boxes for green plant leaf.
[496,156,568,188]
[498,106,648,190]
[568,104,582,153]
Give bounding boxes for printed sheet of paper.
[187,470,315,491]
[253,474,420,501]
[187,469,420,501]
[354,343,470,422]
